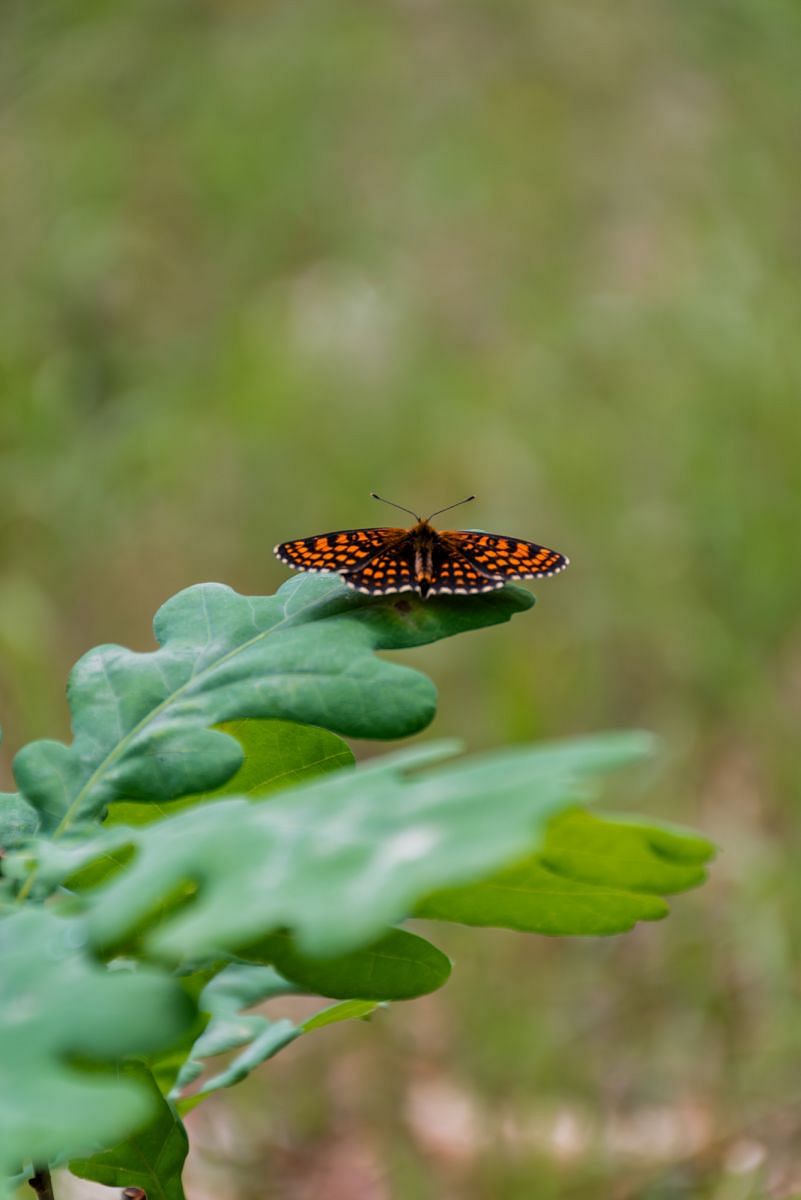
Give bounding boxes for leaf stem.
[28,1167,55,1200]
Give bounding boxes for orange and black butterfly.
[274,495,569,600]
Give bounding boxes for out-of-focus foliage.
[2,0,800,1195]
[0,909,194,1195]
[169,965,303,1108]
[169,964,383,1110]
[59,735,659,959]
[418,809,712,935]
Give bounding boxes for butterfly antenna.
[370,493,421,521]
[426,495,476,521]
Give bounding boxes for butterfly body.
[274,510,569,599]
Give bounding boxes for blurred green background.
[3,1,801,1196]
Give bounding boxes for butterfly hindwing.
[342,546,416,594]
[442,531,569,580]
[425,549,507,595]
[274,527,400,574]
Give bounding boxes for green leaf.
[142,969,223,1098]
[69,1063,188,1200]
[0,791,39,848]
[105,718,355,828]
[171,964,304,1107]
[0,909,194,1188]
[301,999,380,1032]
[417,858,668,934]
[171,965,381,1111]
[62,720,355,894]
[13,574,532,834]
[198,719,356,798]
[543,809,715,891]
[68,732,654,960]
[252,927,452,1000]
[417,810,715,935]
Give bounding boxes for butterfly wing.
[342,546,416,594]
[274,528,400,574]
[344,539,509,597]
[442,531,569,580]
[425,544,507,595]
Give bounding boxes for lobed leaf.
[66,733,654,960]
[172,965,301,1107]
[417,810,715,935]
[542,809,714,891]
[12,575,533,833]
[170,964,379,1110]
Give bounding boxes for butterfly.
[274,494,569,599]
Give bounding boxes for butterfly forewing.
[443,531,569,580]
[274,527,400,574]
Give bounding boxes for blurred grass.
[3,0,801,1196]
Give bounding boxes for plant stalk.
[28,1167,54,1200]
